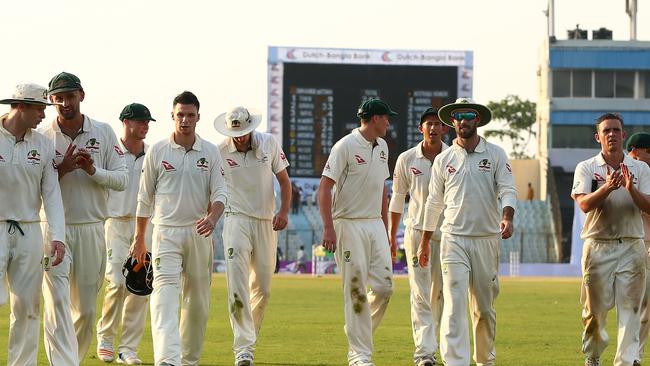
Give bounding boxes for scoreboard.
[268,47,473,178]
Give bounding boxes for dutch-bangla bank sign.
[271,47,472,66]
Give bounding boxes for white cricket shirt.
[219,132,289,220]
[38,116,128,224]
[422,137,517,236]
[107,140,148,218]
[389,141,448,237]
[322,128,389,220]
[0,115,65,242]
[571,153,650,240]
[136,134,228,227]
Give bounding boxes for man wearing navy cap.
[319,98,396,366]
[389,107,448,366]
[96,103,156,365]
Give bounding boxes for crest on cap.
[0,84,53,105]
[214,106,263,137]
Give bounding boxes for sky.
[2,0,648,151]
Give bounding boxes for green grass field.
[0,275,638,365]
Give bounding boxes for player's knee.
[11,295,39,318]
[373,282,394,300]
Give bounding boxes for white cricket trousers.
[439,233,499,366]
[403,226,443,362]
[43,222,105,365]
[222,214,276,357]
[96,217,150,354]
[334,218,393,365]
[150,224,213,366]
[640,240,650,359]
[0,221,43,366]
[581,238,646,366]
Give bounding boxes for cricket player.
[214,106,292,366]
[418,98,516,366]
[388,107,448,366]
[39,71,128,363]
[96,103,156,365]
[0,83,65,366]
[319,98,396,366]
[626,132,650,364]
[572,113,650,366]
[132,91,227,366]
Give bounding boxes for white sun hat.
[214,106,263,137]
[0,83,53,105]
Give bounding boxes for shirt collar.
[0,114,34,142]
[415,141,449,159]
[452,136,486,153]
[352,128,375,147]
[169,133,203,152]
[0,114,11,138]
[594,152,636,168]
[52,115,91,135]
[226,131,259,154]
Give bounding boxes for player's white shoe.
[416,355,436,366]
[97,341,114,362]
[584,357,600,366]
[116,351,142,365]
[235,351,254,366]
[350,360,375,366]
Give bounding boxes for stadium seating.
[212,199,559,265]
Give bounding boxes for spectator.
[526,182,534,201]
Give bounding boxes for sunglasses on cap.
[451,111,478,121]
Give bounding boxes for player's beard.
[457,124,477,139]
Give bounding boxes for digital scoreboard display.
[268,47,473,178]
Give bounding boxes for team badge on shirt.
[410,167,423,176]
[324,162,331,171]
[107,248,113,260]
[0,155,4,163]
[161,160,176,172]
[354,155,366,165]
[196,158,209,171]
[446,163,457,174]
[506,163,512,173]
[227,248,234,259]
[478,159,492,172]
[26,149,41,165]
[344,250,351,262]
[379,150,387,162]
[226,158,239,168]
[85,138,100,153]
[154,257,161,270]
[55,150,63,158]
[280,152,287,162]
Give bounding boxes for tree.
[484,95,536,159]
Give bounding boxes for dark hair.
[595,112,624,131]
[173,91,200,111]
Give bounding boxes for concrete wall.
[511,159,541,200]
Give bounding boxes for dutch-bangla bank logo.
[286,49,297,60]
[382,52,392,62]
